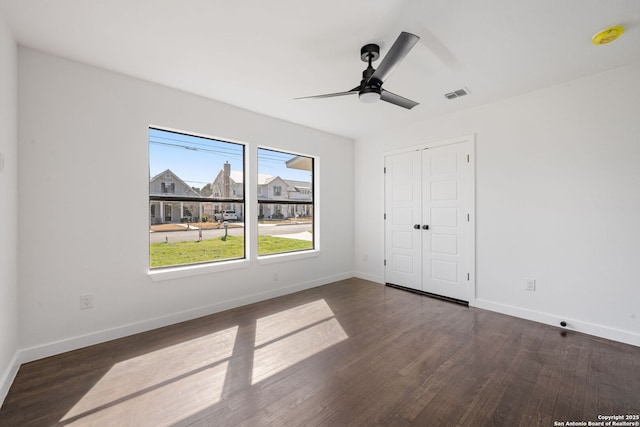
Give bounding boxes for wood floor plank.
[1,278,638,426]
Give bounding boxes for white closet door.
[384,151,422,291]
[422,142,471,301]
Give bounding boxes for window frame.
[148,126,247,272]
[257,147,316,259]
[148,130,321,280]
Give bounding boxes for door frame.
[383,134,476,305]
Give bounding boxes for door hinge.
[384,259,387,266]
[467,213,470,222]
[467,154,470,163]
[467,273,470,281]
[384,213,386,220]
[384,167,386,173]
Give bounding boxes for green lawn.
[150,235,312,268]
[257,235,312,256]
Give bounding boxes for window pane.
[149,128,244,268]
[257,148,314,256]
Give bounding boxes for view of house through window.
[149,128,245,268]
[258,148,314,255]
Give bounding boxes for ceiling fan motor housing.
[360,84,381,95]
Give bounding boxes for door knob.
[422,225,429,230]
[414,224,420,229]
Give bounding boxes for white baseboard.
[473,298,640,347]
[353,271,384,284]
[19,271,354,364]
[0,351,20,406]
[16,276,638,375]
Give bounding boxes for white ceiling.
[1,0,639,140]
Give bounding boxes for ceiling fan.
[296,32,420,109]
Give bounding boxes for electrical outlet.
[524,278,536,291]
[80,294,94,309]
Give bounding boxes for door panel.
[392,231,414,249]
[431,259,458,282]
[385,139,473,302]
[391,207,412,226]
[422,143,470,301]
[430,180,457,201]
[431,233,457,255]
[430,207,458,227]
[384,151,421,290]
[392,183,414,201]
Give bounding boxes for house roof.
[229,171,305,187]
[227,171,273,186]
[2,1,638,140]
[285,180,312,190]
[285,156,313,171]
[149,169,172,183]
[150,169,201,197]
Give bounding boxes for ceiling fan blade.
[370,32,419,84]
[380,90,419,110]
[295,87,359,100]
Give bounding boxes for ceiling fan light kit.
[359,89,381,103]
[295,32,420,110]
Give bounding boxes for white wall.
[0,13,19,401]
[11,44,640,373]
[17,48,354,360]
[354,61,640,346]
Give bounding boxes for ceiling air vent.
[444,88,470,100]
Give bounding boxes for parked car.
[214,210,238,221]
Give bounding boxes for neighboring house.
[210,162,245,220]
[210,162,312,220]
[149,169,202,224]
[150,163,313,225]
[257,176,312,219]
[211,162,244,199]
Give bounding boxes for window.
[149,128,245,269]
[257,148,314,256]
[161,182,175,194]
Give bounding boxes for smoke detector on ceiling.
[592,25,625,45]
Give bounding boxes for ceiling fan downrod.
[359,44,382,103]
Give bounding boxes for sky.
[149,128,312,189]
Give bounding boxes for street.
[149,223,312,243]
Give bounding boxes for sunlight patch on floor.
[255,299,337,346]
[60,325,238,425]
[59,299,349,425]
[252,299,348,384]
[64,361,230,426]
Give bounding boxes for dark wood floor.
[1,278,638,426]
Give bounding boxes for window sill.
[149,258,251,282]
[258,249,320,265]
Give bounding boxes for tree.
[200,183,213,197]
